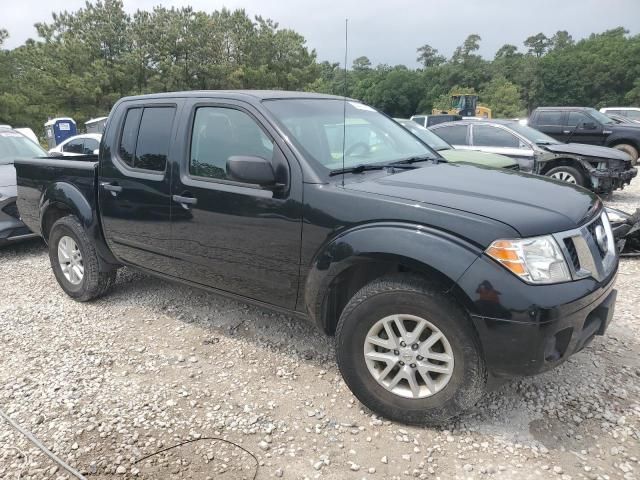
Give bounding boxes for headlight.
[486,235,571,284]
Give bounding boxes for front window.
[263,99,436,172]
[508,123,560,145]
[585,108,614,125]
[0,131,47,165]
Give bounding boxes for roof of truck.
[119,90,351,102]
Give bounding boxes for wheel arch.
[303,223,482,335]
[40,182,94,241]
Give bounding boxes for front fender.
[304,222,483,326]
[40,182,95,233]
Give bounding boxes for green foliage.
[0,3,638,135]
[480,77,525,117]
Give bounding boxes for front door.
[170,100,303,309]
[99,100,181,274]
[565,111,606,145]
[470,124,537,172]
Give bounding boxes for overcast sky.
[3,0,640,66]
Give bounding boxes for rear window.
[536,111,563,126]
[431,124,468,145]
[118,106,176,171]
[473,125,520,148]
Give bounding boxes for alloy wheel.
[58,235,84,285]
[550,171,577,184]
[363,314,454,399]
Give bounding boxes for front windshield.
[0,131,47,165]
[507,123,560,145]
[263,99,437,172]
[399,121,452,151]
[586,108,614,125]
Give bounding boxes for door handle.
[101,182,123,195]
[172,194,198,208]
[563,130,571,134]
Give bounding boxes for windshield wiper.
[387,154,442,166]
[329,162,418,176]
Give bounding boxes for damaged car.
[429,119,637,195]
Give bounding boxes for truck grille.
[555,212,617,282]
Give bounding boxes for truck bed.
[14,156,98,237]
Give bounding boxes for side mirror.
[581,121,597,130]
[227,155,278,187]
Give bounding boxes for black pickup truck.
[15,91,619,425]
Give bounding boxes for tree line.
[1,0,639,137]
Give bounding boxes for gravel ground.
[1,182,639,480]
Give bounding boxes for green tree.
[480,77,524,117]
[550,30,574,50]
[524,33,551,57]
[416,44,445,68]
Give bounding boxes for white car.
[599,107,640,123]
[48,133,102,156]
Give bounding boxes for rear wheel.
[335,274,486,425]
[612,143,638,166]
[546,165,586,187]
[49,216,116,301]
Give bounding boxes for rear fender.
[304,222,483,329]
[40,182,119,269]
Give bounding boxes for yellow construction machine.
[432,93,492,118]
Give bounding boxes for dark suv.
[529,107,640,165]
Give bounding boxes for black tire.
[48,216,116,301]
[612,143,638,166]
[335,274,486,425]
[545,165,586,187]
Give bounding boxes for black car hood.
[544,143,631,161]
[345,163,599,237]
[0,163,16,188]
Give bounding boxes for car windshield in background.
[507,123,560,145]
[398,121,452,151]
[263,99,437,172]
[0,131,47,165]
[587,108,615,125]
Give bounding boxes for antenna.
[341,18,348,187]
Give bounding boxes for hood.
[345,163,599,237]
[0,163,16,188]
[544,143,631,161]
[439,149,517,169]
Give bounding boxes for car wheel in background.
[546,165,586,187]
[335,274,487,425]
[48,216,116,301]
[612,144,638,166]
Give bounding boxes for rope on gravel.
[0,407,87,480]
[134,437,259,480]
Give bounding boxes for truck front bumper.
[455,254,618,378]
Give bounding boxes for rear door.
[99,100,182,273]
[533,110,566,141]
[470,124,536,171]
[430,123,470,149]
[169,99,303,309]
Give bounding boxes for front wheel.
[612,143,638,166]
[545,165,586,187]
[335,275,486,425]
[49,216,116,301]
